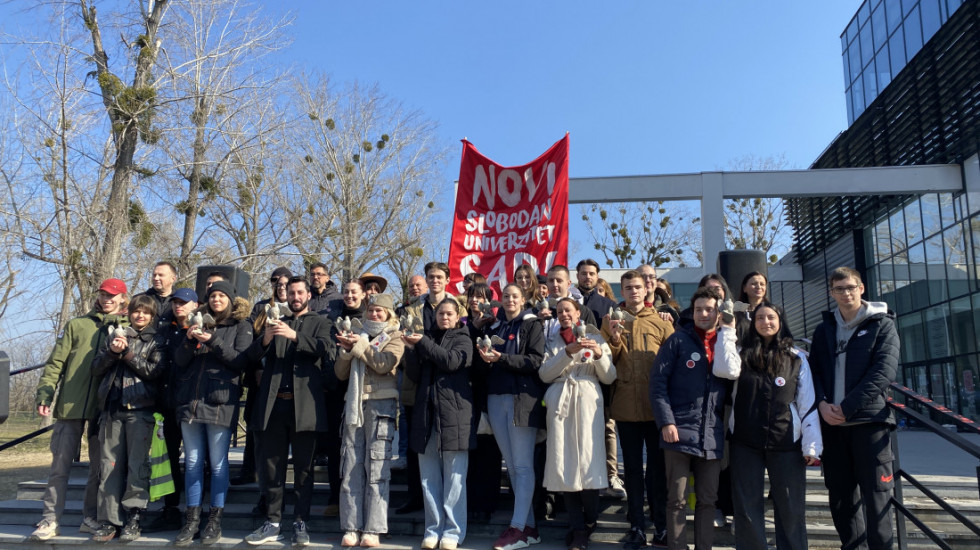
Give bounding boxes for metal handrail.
[10,363,44,376]
[888,382,980,550]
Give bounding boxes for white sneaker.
[29,519,59,541]
[440,539,458,550]
[342,531,359,547]
[421,536,439,549]
[606,475,627,499]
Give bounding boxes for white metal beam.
[568,164,962,203]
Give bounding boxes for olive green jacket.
[36,309,127,420]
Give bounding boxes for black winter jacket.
[406,326,475,453]
[93,324,169,412]
[809,308,900,425]
[173,298,253,428]
[247,311,332,432]
[477,311,547,429]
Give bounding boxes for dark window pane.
[877,44,892,89]
[926,233,948,302]
[904,199,923,243]
[890,25,907,74]
[939,193,955,228]
[864,61,878,106]
[924,304,952,359]
[898,312,927,362]
[873,4,888,52]
[849,41,864,83]
[953,354,979,422]
[886,0,904,34]
[905,8,923,60]
[921,0,942,39]
[861,20,875,68]
[846,88,855,125]
[922,194,942,237]
[852,76,866,120]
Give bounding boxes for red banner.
[448,136,569,297]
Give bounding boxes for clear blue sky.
[258,1,862,256]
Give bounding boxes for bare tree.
[287,77,447,283]
[580,201,702,268]
[722,154,794,263]
[80,0,170,285]
[155,0,293,278]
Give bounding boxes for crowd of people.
[30,258,900,550]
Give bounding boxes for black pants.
[730,442,808,550]
[161,408,184,509]
[563,490,599,531]
[467,433,502,514]
[821,421,894,550]
[324,388,344,505]
[260,398,318,523]
[618,420,666,532]
[402,405,423,505]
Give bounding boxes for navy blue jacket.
[650,325,734,459]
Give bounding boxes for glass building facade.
[842,0,966,124]
[864,190,980,420]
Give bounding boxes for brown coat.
[602,305,674,422]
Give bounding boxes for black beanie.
[208,280,237,301]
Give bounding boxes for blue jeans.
[418,428,469,543]
[181,421,232,508]
[487,393,537,530]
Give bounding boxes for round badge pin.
[691,352,701,361]
[686,360,696,369]
[775,376,786,387]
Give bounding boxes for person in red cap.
[30,278,129,541]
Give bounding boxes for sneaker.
[79,516,102,534]
[649,529,667,549]
[119,510,142,542]
[342,531,360,547]
[493,526,529,550]
[29,519,59,542]
[439,538,457,550]
[245,521,281,546]
[713,509,728,528]
[523,526,541,545]
[421,536,439,549]
[91,522,117,543]
[606,475,627,499]
[292,520,310,547]
[622,527,647,549]
[361,533,380,547]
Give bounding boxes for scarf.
[343,328,393,428]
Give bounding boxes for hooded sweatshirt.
[832,301,887,405]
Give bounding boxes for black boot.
[200,507,223,545]
[174,507,200,547]
[119,509,142,542]
[144,506,182,532]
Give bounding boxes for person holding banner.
[513,265,542,310]
[476,284,546,550]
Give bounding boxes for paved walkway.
[894,429,980,477]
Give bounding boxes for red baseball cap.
[98,278,128,295]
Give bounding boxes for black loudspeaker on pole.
[0,351,9,424]
[194,265,252,302]
[717,250,768,301]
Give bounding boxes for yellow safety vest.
[149,412,175,501]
